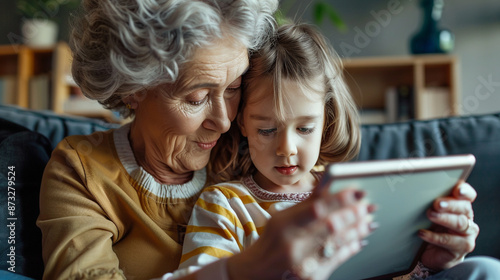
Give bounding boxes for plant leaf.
[324,2,346,31]
[16,0,80,18]
[274,9,291,26]
[313,1,346,31]
[313,2,326,25]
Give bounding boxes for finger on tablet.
[432,199,473,217]
[426,211,473,235]
[324,202,373,235]
[313,188,367,218]
[278,189,365,229]
[418,229,476,254]
[452,181,477,202]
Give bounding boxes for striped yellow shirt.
[173,175,319,277]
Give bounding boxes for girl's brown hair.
[207,22,360,185]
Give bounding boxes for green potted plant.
[16,0,80,47]
[275,0,345,31]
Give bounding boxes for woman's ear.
[122,94,139,109]
[237,113,248,137]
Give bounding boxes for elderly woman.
[36,0,498,280]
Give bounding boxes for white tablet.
[325,154,476,280]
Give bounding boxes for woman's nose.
[203,100,232,133]
[276,131,297,157]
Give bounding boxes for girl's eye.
[258,128,277,136]
[298,127,315,135]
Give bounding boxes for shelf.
[0,46,459,125]
[0,42,125,123]
[342,54,459,122]
[0,45,58,108]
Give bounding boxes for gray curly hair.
[70,0,278,117]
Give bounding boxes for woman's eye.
[298,127,315,135]
[227,77,242,93]
[188,95,208,106]
[258,128,277,136]
[226,85,241,93]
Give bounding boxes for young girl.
[170,22,363,278]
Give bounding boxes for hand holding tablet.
[321,154,476,280]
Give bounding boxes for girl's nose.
[276,131,297,157]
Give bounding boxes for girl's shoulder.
[203,180,253,200]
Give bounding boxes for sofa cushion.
[0,105,118,149]
[0,119,52,279]
[358,113,500,259]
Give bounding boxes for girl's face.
[240,77,325,193]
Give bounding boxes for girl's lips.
[197,140,217,150]
[275,166,298,175]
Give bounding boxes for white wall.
[288,0,500,115]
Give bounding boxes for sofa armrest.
[0,119,52,279]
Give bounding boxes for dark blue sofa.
[0,104,499,279]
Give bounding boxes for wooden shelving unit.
[52,42,72,114]
[0,42,121,123]
[1,46,459,124]
[342,54,460,122]
[0,44,55,108]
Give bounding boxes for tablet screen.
[326,154,475,280]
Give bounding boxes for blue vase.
[410,0,454,54]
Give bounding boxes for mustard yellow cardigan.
[37,124,206,280]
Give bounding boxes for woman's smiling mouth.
[197,140,218,150]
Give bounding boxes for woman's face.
[132,37,248,175]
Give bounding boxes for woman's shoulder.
[51,128,120,162]
[48,128,120,173]
[42,126,131,204]
[61,129,115,150]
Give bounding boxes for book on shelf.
[63,96,123,123]
[63,96,106,114]
[29,74,51,110]
[0,76,17,105]
[420,87,450,119]
[360,109,386,124]
[397,85,414,121]
[385,87,398,123]
[385,85,415,123]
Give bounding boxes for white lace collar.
[242,175,313,202]
[113,123,206,199]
